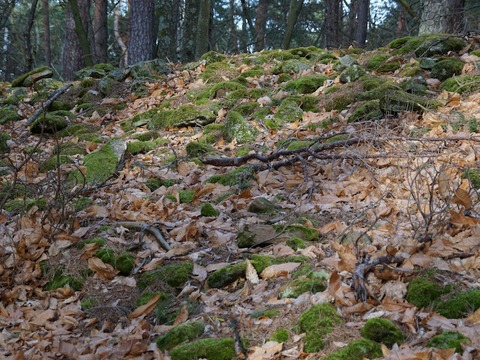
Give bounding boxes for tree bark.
[324,0,342,48]
[179,0,198,62]
[195,0,210,59]
[355,0,369,47]
[229,0,238,53]
[114,5,127,66]
[282,0,304,49]
[93,0,108,63]
[128,0,156,65]
[418,0,465,35]
[254,0,268,51]
[24,0,39,71]
[42,0,51,67]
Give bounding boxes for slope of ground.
[2,34,480,359]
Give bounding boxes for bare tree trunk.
[324,0,342,48]
[240,0,255,43]
[24,0,39,71]
[229,0,238,53]
[179,0,198,62]
[93,0,108,63]
[42,0,51,67]
[282,0,304,49]
[355,0,369,47]
[0,0,16,32]
[114,5,127,66]
[195,0,210,59]
[128,0,155,64]
[254,0,268,51]
[63,0,87,79]
[67,0,94,67]
[418,0,465,34]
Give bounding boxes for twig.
[114,221,171,251]
[26,83,73,124]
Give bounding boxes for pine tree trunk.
[42,0,51,67]
[128,0,155,65]
[24,0,39,71]
[324,0,341,48]
[93,0,107,63]
[282,0,304,49]
[418,0,465,34]
[195,0,210,59]
[254,0,268,51]
[354,0,369,47]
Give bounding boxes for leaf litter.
[3,47,480,359]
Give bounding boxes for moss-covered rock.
[186,141,214,157]
[284,75,327,94]
[169,337,236,360]
[146,178,176,191]
[145,105,217,130]
[202,62,238,82]
[200,203,220,217]
[297,303,342,353]
[207,262,247,288]
[430,58,464,81]
[56,123,100,141]
[441,75,480,93]
[30,114,69,134]
[286,237,306,250]
[156,321,205,350]
[247,197,280,214]
[222,111,258,143]
[200,51,227,64]
[274,100,304,124]
[339,65,367,83]
[348,100,382,122]
[435,289,480,318]
[274,224,319,241]
[12,66,53,87]
[115,252,135,275]
[40,154,72,172]
[272,58,312,75]
[279,272,328,298]
[322,339,383,360]
[427,330,470,353]
[209,81,246,98]
[137,262,193,289]
[390,35,466,57]
[0,131,11,153]
[79,139,125,184]
[400,76,428,95]
[406,276,444,308]
[360,318,406,348]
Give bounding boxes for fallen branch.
[26,83,73,124]
[115,221,171,251]
[352,255,404,302]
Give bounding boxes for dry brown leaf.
[450,210,478,228]
[438,170,450,199]
[246,259,260,283]
[129,294,161,319]
[88,257,118,280]
[248,341,283,360]
[173,304,189,326]
[452,187,472,209]
[260,263,300,279]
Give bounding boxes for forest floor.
[2,35,480,359]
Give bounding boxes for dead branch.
[352,255,404,302]
[26,83,73,124]
[115,221,171,251]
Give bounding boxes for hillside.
[2,34,480,359]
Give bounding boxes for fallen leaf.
[129,294,161,319]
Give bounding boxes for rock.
[248,197,280,213]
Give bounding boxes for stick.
[26,83,73,124]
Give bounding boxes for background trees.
[0,0,478,81]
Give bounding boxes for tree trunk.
[93,0,108,63]
[0,0,16,32]
[418,0,465,35]
[229,0,238,53]
[128,0,156,65]
[24,0,39,72]
[195,0,210,59]
[355,0,369,47]
[42,0,51,67]
[179,0,198,62]
[114,5,127,66]
[240,0,255,43]
[282,0,304,49]
[324,0,341,48]
[254,0,268,51]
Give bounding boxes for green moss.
[207,262,247,288]
[291,263,313,279]
[56,123,100,139]
[274,100,303,124]
[169,337,236,360]
[297,303,342,353]
[279,276,327,298]
[76,237,106,249]
[323,339,382,360]
[178,190,195,204]
[40,155,72,172]
[463,168,480,188]
[270,329,289,343]
[186,141,214,157]
[365,54,390,70]
[11,66,51,87]
[222,111,258,143]
[73,197,93,211]
[80,296,98,309]
[4,198,47,213]
[209,81,246,98]
[206,165,255,188]
[96,248,115,265]
[284,140,312,150]
[0,131,11,152]
[137,262,193,289]
[45,269,83,291]
[146,105,217,130]
[284,95,319,112]
[30,114,69,134]
[348,100,382,122]
[200,51,227,64]
[286,237,306,250]
[435,289,480,318]
[115,252,135,275]
[427,330,470,353]
[284,75,327,94]
[235,102,260,116]
[80,77,96,88]
[134,131,160,141]
[441,75,480,93]
[431,59,464,81]
[200,203,219,217]
[274,224,319,241]
[406,276,444,308]
[82,140,119,184]
[146,178,176,191]
[360,318,406,348]
[390,35,466,57]
[156,321,205,350]
[202,62,237,82]
[127,141,154,154]
[339,65,367,83]
[272,58,311,75]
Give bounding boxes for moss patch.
[360,318,406,348]
[435,289,480,318]
[223,111,258,143]
[427,330,470,353]
[431,58,464,81]
[323,338,382,360]
[200,203,220,217]
[284,75,327,94]
[137,262,193,289]
[297,303,342,353]
[169,337,236,360]
[206,165,255,188]
[155,321,205,350]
